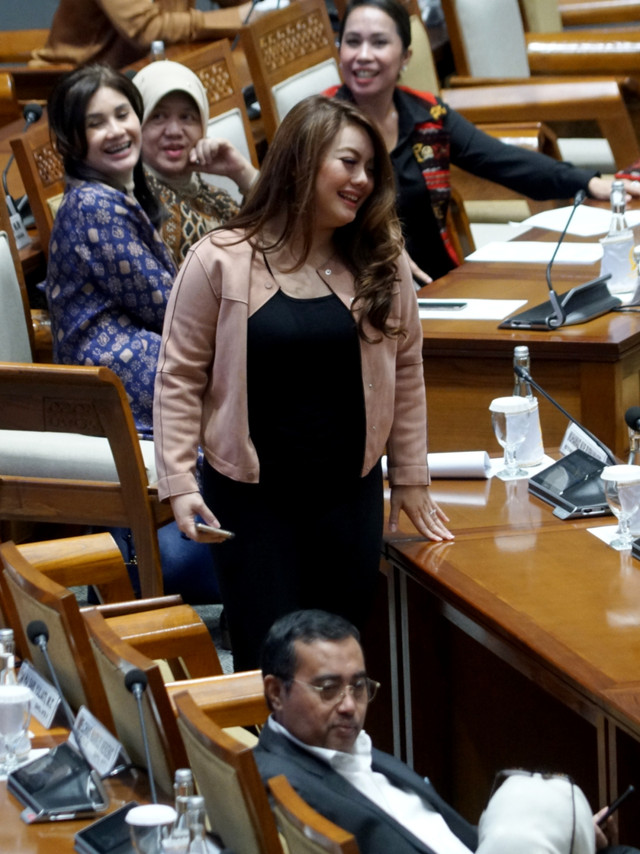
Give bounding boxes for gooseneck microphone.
[2,102,43,247]
[544,190,586,328]
[514,365,617,464]
[625,407,640,434]
[26,620,108,812]
[2,102,43,203]
[124,668,158,805]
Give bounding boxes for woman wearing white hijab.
[134,60,258,266]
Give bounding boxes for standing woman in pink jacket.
[153,95,452,671]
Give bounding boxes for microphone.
[625,406,640,433]
[501,191,621,331]
[124,668,158,805]
[514,365,616,465]
[2,102,43,248]
[544,190,586,328]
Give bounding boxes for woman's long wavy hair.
[227,95,405,340]
[47,64,163,228]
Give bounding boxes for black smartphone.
[598,784,635,826]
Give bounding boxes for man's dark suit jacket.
[254,724,478,854]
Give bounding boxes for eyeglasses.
[490,769,576,854]
[292,676,380,705]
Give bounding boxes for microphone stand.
[544,190,586,328]
[514,365,617,464]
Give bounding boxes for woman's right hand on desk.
[170,492,229,543]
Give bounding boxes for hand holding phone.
[597,784,635,826]
[195,522,235,542]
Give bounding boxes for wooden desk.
[384,474,640,842]
[420,248,640,459]
[0,733,153,854]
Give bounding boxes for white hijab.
[476,773,596,854]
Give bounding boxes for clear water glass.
[126,804,177,854]
[601,465,640,550]
[0,684,32,773]
[489,396,532,480]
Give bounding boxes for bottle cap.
[174,768,193,783]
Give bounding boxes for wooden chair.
[241,0,342,142]
[167,668,268,729]
[268,775,361,854]
[520,0,640,31]
[10,119,64,259]
[0,362,173,598]
[0,191,52,362]
[83,608,201,797]
[173,690,283,854]
[0,537,221,727]
[442,0,640,81]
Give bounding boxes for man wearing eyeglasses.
[254,609,638,854]
[255,608,477,854]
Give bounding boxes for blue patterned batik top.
[46,179,177,437]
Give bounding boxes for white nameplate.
[73,706,123,776]
[18,660,60,729]
[560,423,609,463]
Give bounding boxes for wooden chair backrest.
[0,540,116,730]
[10,119,64,259]
[83,607,188,797]
[241,0,341,142]
[268,775,361,854]
[440,0,531,77]
[518,0,563,30]
[174,690,283,854]
[0,362,168,598]
[167,669,268,729]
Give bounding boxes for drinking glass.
[0,684,32,773]
[601,465,640,550]
[126,804,177,854]
[489,396,532,480]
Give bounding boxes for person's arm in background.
[445,98,640,204]
[98,0,253,45]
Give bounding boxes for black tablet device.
[528,449,611,519]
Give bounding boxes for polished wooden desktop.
[382,470,640,843]
[0,729,153,854]
[420,229,640,460]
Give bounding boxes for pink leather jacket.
[154,230,430,501]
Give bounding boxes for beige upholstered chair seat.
[0,429,158,484]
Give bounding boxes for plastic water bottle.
[512,346,545,466]
[150,40,167,61]
[600,180,636,294]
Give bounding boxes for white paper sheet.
[418,298,527,320]
[465,241,602,264]
[517,205,640,237]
